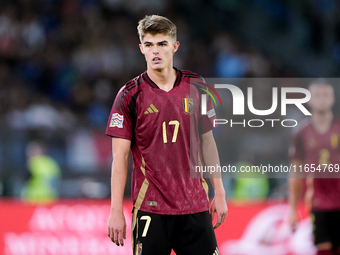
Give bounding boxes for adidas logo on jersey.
[144,104,159,114]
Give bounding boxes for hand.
[288,209,299,232]
[210,194,228,229]
[107,211,127,246]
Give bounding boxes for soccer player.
[288,81,340,255]
[105,15,228,255]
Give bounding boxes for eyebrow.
[143,40,169,45]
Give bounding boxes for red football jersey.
[289,119,340,210]
[106,68,216,215]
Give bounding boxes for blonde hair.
[309,79,334,94]
[137,15,177,42]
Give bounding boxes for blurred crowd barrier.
[0,199,315,255]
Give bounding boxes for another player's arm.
[288,159,303,232]
[201,130,228,229]
[107,137,131,246]
[304,177,314,212]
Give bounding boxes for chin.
[151,65,164,71]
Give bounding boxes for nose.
[152,46,159,54]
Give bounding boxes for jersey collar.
[143,67,182,90]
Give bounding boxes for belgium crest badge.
[183,96,193,114]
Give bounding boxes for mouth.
[152,57,161,63]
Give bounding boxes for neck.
[147,66,177,92]
[311,110,333,133]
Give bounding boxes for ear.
[173,41,180,53]
[139,44,145,54]
[330,95,335,107]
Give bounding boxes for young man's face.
[139,33,179,71]
[308,84,335,113]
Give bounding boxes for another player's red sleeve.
[289,129,304,162]
[199,92,217,134]
[105,86,133,140]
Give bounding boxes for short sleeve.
[289,129,304,162]
[105,86,133,140]
[199,90,217,135]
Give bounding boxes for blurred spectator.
[20,11,46,57]
[0,0,338,200]
[0,4,20,59]
[245,46,270,77]
[214,33,248,78]
[21,140,61,203]
[230,155,269,201]
[25,94,60,132]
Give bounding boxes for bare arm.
[304,177,314,212]
[107,137,131,246]
[288,159,303,232]
[201,130,228,229]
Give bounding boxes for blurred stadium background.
[0,0,339,254]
